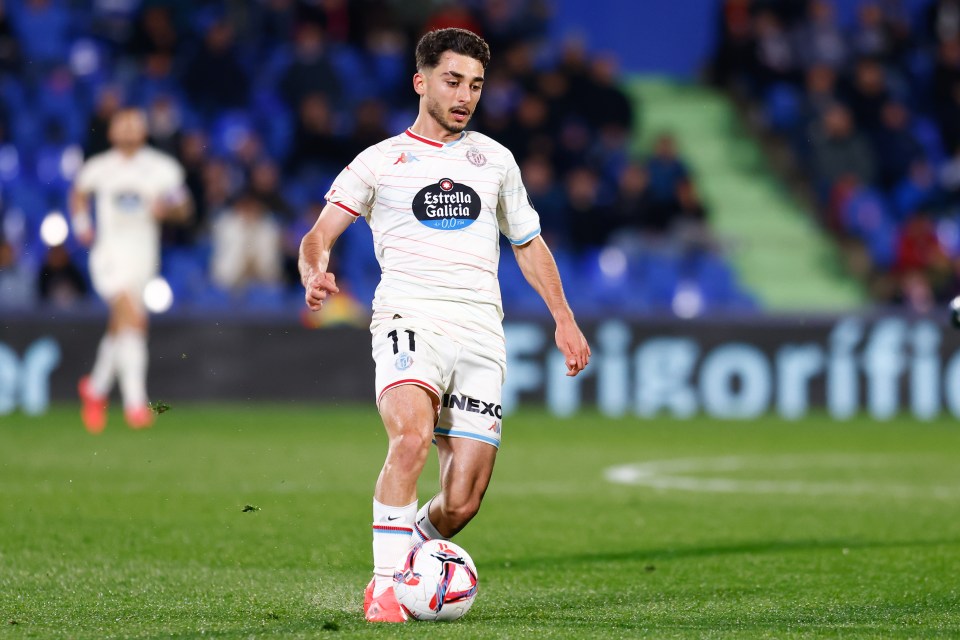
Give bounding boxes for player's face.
[419,52,484,135]
[109,111,148,151]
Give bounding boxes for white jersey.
[76,147,185,255]
[326,129,541,362]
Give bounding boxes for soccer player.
[71,108,191,432]
[299,28,591,623]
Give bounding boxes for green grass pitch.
[3,404,960,639]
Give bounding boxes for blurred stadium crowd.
[712,0,960,312]
[0,0,757,320]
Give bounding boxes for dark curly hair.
[415,28,491,71]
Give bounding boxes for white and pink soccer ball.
[393,539,479,621]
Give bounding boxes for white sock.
[372,498,417,596]
[116,329,148,410]
[88,334,117,398]
[414,497,446,543]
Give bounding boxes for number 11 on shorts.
[388,329,416,354]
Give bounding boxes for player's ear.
[413,71,426,96]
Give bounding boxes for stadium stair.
[625,77,866,311]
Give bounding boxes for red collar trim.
[404,129,445,148]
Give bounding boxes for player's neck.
[408,115,464,145]
[114,144,143,158]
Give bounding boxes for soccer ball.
[393,539,478,621]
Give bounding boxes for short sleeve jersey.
[76,147,185,253]
[326,129,541,358]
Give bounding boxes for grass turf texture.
[2,405,960,639]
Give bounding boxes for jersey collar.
[404,129,466,148]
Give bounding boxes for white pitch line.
[604,455,960,498]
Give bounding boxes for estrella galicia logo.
[115,191,143,213]
[412,178,481,230]
[395,352,414,370]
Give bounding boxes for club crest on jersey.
[466,146,486,167]
[412,178,481,230]
[395,352,414,370]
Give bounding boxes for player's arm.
[153,186,193,224]
[299,203,355,311]
[512,236,591,376]
[69,186,94,246]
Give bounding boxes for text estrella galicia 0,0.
[411,179,481,230]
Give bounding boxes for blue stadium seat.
[764,83,802,133]
[841,188,891,238]
[638,252,681,309]
[694,253,737,305]
[243,283,286,309]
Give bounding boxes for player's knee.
[441,496,481,530]
[387,429,432,465]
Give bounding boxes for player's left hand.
[304,271,340,311]
[555,317,590,377]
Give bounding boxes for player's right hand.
[75,229,94,247]
[304,271,339,311]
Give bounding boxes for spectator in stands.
[84,85,124,158]
[146,94,183,157]
[870,101,924,189]
[183,18,249,118]
[809,103,875,193]
[849,2,908,65]
[37,245,87,308]
[252,0,296,55]
[0,0,21,74]
[752,10,801,91]
[710,0,755,91]
[927,0,960,44]
[796,0,848,70]
[201,158,237,223]
[286,92,350,177]
[127,5,179,61]
[894,213,950,311]
[583,55,634,138]
[933,37,960,106]
[645,133,689,212]
[210,192,283,291]
[422,2,483,36]
[843,57,892,132]
[176,130,210,236]
[673,179,716,254]
[521,153,567,245]
[610,161,659,239]
[501,91,552,165]
[0,238,34,308]
[249,159,294,222]
[801,64,841,129]
[279,22,342,111]
[564,166,614,253]
[346,98,392,159]
[893,158,943,219]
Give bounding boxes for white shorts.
[89,244,158,302]
[372,320,504,449]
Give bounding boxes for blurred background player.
[70,108,192,432]
[299,28,591,623]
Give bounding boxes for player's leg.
[79,253,122,433]
[419,437,497,539]
[78,321,115,433]
[366,384,438,622]
[414,346,503,542]
[112,290,153,428]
